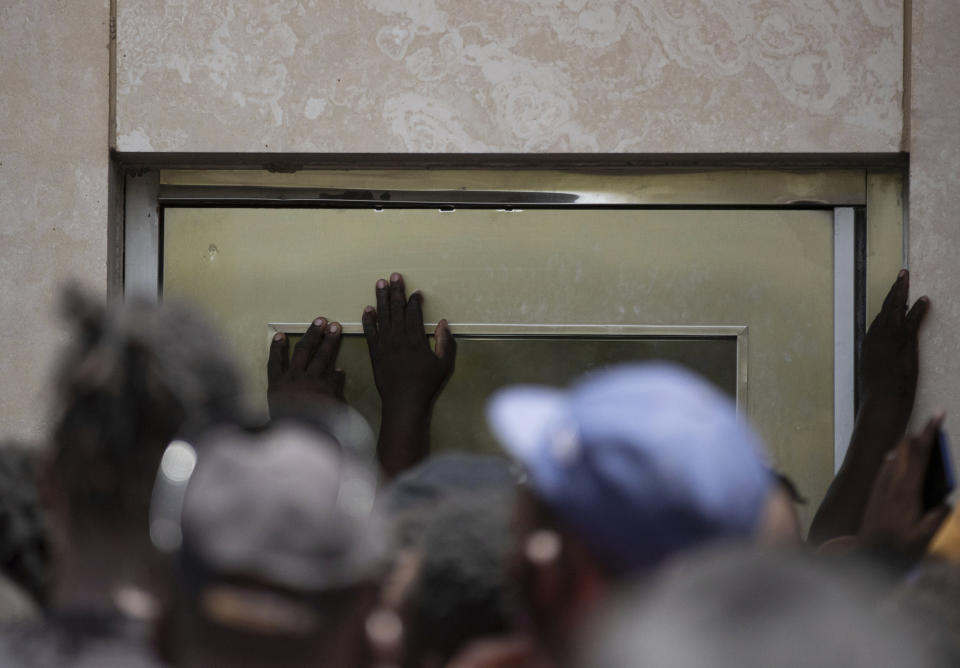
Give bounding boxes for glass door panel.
[163,207,834,523]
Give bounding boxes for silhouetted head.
[165,412,389,668]
[46,288,243,536]
[488,363,776,655]
[888,559,960,664]
[399,491,517,668]
[580,547,941,668]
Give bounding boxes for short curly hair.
[404,492,516,665]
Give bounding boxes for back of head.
[172,413,387,667]
[488,363,774,576]
[378,452,519,549]
[402,491,516,666]
[581,547,941,668]
[50,289,242,530]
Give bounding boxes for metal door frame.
[123,168,902,473]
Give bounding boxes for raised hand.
[362,273,456,408]
[860,269,929,411]
[858,414,950,562]
[267,317,345,416]
[809,270,931,545]
[362,273,456,478]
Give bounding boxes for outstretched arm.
[362,273,456,480]
[809,270,929,544]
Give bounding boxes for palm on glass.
[362,273,456,478]
[267,316,346,416]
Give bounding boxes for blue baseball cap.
[487,363,774,575]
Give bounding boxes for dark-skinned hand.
[362,273,456,413]
[860,268,929,410]
[859,413,951,562]
[267,316,345,416]
[362,273,456,478]
[809,270,932,545]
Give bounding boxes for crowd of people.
[0,269,957,667]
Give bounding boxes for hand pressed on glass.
[362,273,456,478]
[267,316,346,415]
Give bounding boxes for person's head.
[376,453,522,667]
[887,560,960,664]
[378,452,520,549]
[398,491,517,668]
[43,289,242,551]
[580,547,940,668]
[166,413,389,668]
[487,363,776,651]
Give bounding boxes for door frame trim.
[126,170,870,475]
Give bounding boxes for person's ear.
[365,606,404,665]
[560,535,609,613]
[524,529,568,612]
[757,487,804,546]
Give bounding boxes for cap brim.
[487,386,570,466]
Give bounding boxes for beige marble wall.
[0,0,111,441]
[910,2,960,437]
[116,0,905,153]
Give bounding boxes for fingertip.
[273,332,285,342]
[376,279,387,290]
[438,320,456,360]
[899,268,908,281]
[364,305,375,314]
[907,297,931,328]
[328,322,340,334]
[390,272,402,283]
[313,317,326,328]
